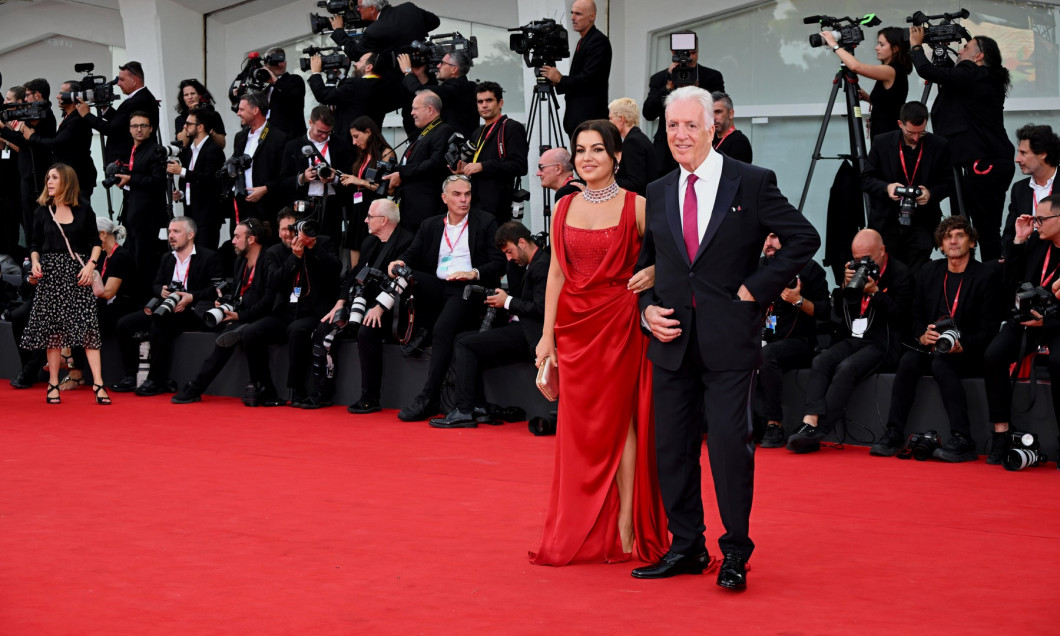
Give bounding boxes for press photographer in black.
[453,81,528,224]
[429,221,549,428]
[19,79,95,196]
[910,28,1014,261]
[308,51,387,134]
[1001,124,1060,258]
[232,91,290,223]
[280,106,353,246]
[168,106,225,250]
[983,199,1060,464]
[0,79,57,249]
[872,216,1002,460]
[77,61,160,164]
[113,111,167,296]
[757,233,831,449]
[398,49,478,137]
[540,0,612,136]
[329,0,440,74]
[382,90,452,231]
[711,92,752,164]
[263,48,306,139]
[862,101,953,273]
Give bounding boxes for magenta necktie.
[683,174,699,262]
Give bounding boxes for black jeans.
[411,275,481,402]
[116,309,205,382]
[452,323,533,411]
[802,337,887,433]
[242,315,319,394]
[958,160,1015,262]
[886,349,987,439]
[983,322,1060,432]
[757,337,816,423]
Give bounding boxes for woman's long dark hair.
[879,27,912,75]
[571,119,623,177]
[975,36,1012,95]
[174,79,216,115]
[349,116,392,168]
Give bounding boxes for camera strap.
[239,263,255,298]
[898,140,923,186]
[472,117,502,163]
[859,260,887,316]
[1040,244,1060,286]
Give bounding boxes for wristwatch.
[832,45,840,52]
[794,298,805,308]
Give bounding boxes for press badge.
[353,192,363,204]
[1,148,10,160]
[765,314,777,333]
[851,317,868,338]
[438,253,452,274]
[290,287,301,303]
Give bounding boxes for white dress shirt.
[677,149,724,247]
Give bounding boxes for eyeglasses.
[129,123,150,129]
[184,121,201,128]
[439,60,458,68]
[1033,213,1060,226]
[537,163,560,171]
[365,213,385,220]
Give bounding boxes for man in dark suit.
[711,92,752,164]
[0,79,56,245]
[862,101,953,272]
[114,111,168,296]
[383,90,452,231]
[643,34,725,174]
[430,221,550,428]
[280,106,354,245]
[1001,124,1059,259]
[632,87,819,590]
[308,51,387,133]
[398,50,479,137]
[264,48,306,139]
[77,61,160,164]
[608,96,658,196]
[541,0,612,136]
[168,106,226,250]
[387,174,506,421]
[329,0,439,76]
[232,91,290,224]
[20,80,95,196]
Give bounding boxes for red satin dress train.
[530,191,670,566]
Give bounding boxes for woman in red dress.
[530,120,670,566]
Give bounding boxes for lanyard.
[472,119,501,163]
[443,216,469,257]
[357,153,372,179]
[1032,179,1055,215]
[128,144,138,171]
[1041,245,1060,286]
[713,126,735,150]
[943,272,962,318]
[239,263,255,298]
[100,244,118,278]
[898,140,924,186]
[404,118,441,160]
[859,260,888,316]
[312,140,330,165]
[173,253,191,287]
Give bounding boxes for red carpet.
[1,384,1058,634]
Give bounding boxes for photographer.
[536,147,583,202]
[0,80,57,249]
[712,92,752,164]
[77,61,160,165]
[872,217,1002,460]
[168,106,225,250]
[174,80,226,149]
[757,233,831,449]
[910,29,1015,261]
[263,48,306,139]
[232,91,290,223]
[388,174,505,421]
[305,198,414,411]
[112,112,167,297]
[787,229,912,454]
[643,31,724,173]
[329,0,439,76]
[172,218,275,404]
[240,208,341,406]
[540,0,612,136]
[453,81,528,224]
[19,80,97,196]
[983,199,1060,464]
[112,216,222,396]
[1,86,23,258]
[430,221,549,428]
[608,97,657,196]
[398,50,478,137]
[339,116,395,268]
[308,51,387,134]
[383,90,452,231]
[1001,125,1059,259]
[862,101,953,272]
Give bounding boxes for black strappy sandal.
[93,383,112,406]
[46,383,61,404]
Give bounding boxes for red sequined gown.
[530,190,670,566]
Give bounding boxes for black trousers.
[653,324,756,560]
[958,160,1015,262]
[116,309,205,382]
[886,349,987,439]
[9,299,44,371]
[757,337,816,423]
[802,337,887,433]
[355,321,386,403]
[412,275,481,401]
[123,222,162,298]
[242,315,318,393]
[984,322,1060,431]
[452,323,533,411]
[188,322,248,390]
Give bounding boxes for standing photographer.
[308,52,387,134]
[1,81,56,251]
[339,116,395,268]
[263,48,306,139]
[398,50,478,137]
[382,90,452,231]
[173,79,226,149]
[231,91,290,223]
[910,29,1014,261]
[540,0,612,136]
[329,0,439,75]
[168,106,225,250]
[20,80,97,197]
[280,106,353,246]
[77,61,160,165]
[112,112,167,297]
[872,217,1002,460]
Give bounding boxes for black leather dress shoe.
[429,409,477,429]
[10,370,35,389]
[347,399,381,414]
[111,376,137,393]
[716,553,748,590]
[134,379,168,396]
[631,550,710,579]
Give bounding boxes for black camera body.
[407,32,478,74]
[805,14,880,50]
[339,266,387,329]
[509,19,570,70]
[1013,281,1059,323]
[844,256,881,298]
[463,284,498,332]
[59,64,118,107]
[377,264,414,311]
[907,9,972,52]
[894,185,922,227]
[364,158,398,196]
[444,132,476,171]
[932,316,961,354]
[144,281,185,317]
[204,279,242,329]
[227,52,273,113]
[287,216,319,239]
[218,154,253,199]
[1003,431,1049,471]
[0,101,50,123]
[309,0,368,35]
[299,45,350,79]
[897,429,942,461]
[101,161,130,189]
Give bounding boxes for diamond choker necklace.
[582,181,620,204]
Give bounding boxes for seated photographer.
[608,97,658,196]
[429,221,549,428]
[112,111,167,297]
[398,50,478,137]
[308,52,387,134]
[168,106,226,250]
[984,199,1060,464]
[339,116,395,268]
[240,209,340,406]
[304,199,414,411]
[387,174,505,421]
[382,90,453,231]
[280,106,353,247]
[787,229,912,453]
[113,216,222,396]
[1001,124,1060,259]
[757,233,831,449]
[861,101,953,273]
[171,218,275,404]
[232,91,290,223]
[536,147,583,203]
[173,80,226,150]
[872,217,1002,460]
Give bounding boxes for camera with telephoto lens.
[376,264,414,311]
[844,256,881,298]
[805,14,881,49]
[227,52,273,113]
[907,9,972,56]
[445,132,476,171]
[532,231,549,249]
[58,63,118,107]
[462,284,498,332]
[894,185,922,227]
[156,143,183,161]
[0,101,50,123]
[1013,281,1059,323]
[896,429,942,461]
[144,281,185,317]
[203,279,243,329]
[1002,431,1049,471]
[286,216,319,239]
[217,154,252,199]
[337,267,386,329]
[931,316,962,354]
[309,0,368,35]
[511,186,531,220]
[509,19,570,71]
[101,161,129,188]
[364,158,398,196]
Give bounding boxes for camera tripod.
[797,55,871,221]
[525,71,566,243]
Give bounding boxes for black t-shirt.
[935,270,965,325]
[30,204,102,255]
[869,63,908,142]
[100,244,136,302]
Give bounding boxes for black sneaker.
[300,394,332,410]
[986,431,1008,465]
[397,393,440,422]
[933,433,977,463]
[760,425,786,448]
[786,422,823,454]
[347,398,381,414]
[870,427,905,457]
[111,376,137,393]
[171,381,203,404]
[288,391,307,408]
[134,378,169,397]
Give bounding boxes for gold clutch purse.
[536,361,559,402]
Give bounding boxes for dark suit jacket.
[715,128,753,165]
[332,2,439,68]
[862,131,953,232]
[831,256,913,356]
[268,237,342,320]
[152,247,222,305]
[396,119,454,231]
[268,73,307,138]
[27,110,96,190]
[643,64,724,172]
[1001,176,1041,259]
[468,115,529,222]
[399,209,506,287]
[85,87,160,164]
[556,25,612,135]
[178,137,226,231]
[230,252,276,324]
[402,74,479,137]
[233,122,290,216]
[279,134,354,202]
[508,245,551,349]
[0,108,56,189]
[121,139,168,230]
[637,156,820,372]
[308,73,387,133]
[1004,234,1060,330]
[615,126,658,196]
[911,258,1001,355]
